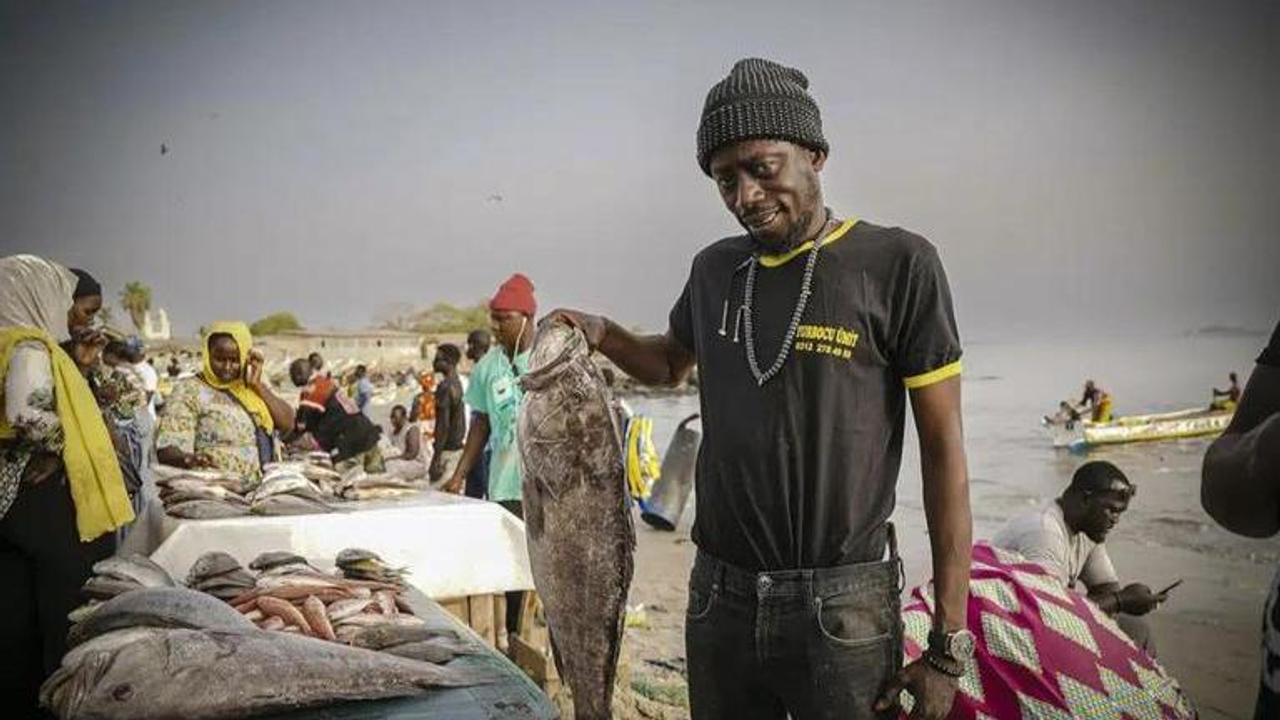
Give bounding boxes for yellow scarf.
[200,321,274,433]
[0,328,135,541]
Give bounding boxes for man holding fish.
[547,58,972,719]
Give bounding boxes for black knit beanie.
[696,58,828,175]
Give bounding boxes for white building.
[256,328,424,364]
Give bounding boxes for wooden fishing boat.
[1044,406,1232,449]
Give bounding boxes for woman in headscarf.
[0,254,135,711]
[155,321,293,485]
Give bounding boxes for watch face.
[950,630,977,660]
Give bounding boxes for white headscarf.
[0,254,78,341]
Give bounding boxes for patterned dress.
[155,377,262,484]
[899,543,1195,719]
[0,342,65,518]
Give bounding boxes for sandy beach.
[614,336,1275,720]
[619,495,1267,720]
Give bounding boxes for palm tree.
[119,281,152,332]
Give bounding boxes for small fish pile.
[190,548,443,659]
[154,466,253,519]
[44,586,492,720]
[154,461,341,519]
[247,463,336,515]
[69,554,178,623]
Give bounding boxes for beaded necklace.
[742,209,832,386]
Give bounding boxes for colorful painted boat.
[1044,407,1232,450]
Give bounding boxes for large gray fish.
[42,626,495,719]
[518,322,634,720]
[67,586,256,648]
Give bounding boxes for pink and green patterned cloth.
[899,543,1196,719]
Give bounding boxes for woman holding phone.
[156,321,293,486]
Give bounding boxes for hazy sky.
[2,0,1277,340]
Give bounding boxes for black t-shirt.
[1259,319,1280,368]
[669,218,962,571]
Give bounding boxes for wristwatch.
[926,628,976,677]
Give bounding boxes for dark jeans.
[685,548,903,720]
[0,472,115,718]
[497,499,524,635]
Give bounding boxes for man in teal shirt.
[445,273,537,639]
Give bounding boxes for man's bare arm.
[542,310,695,388]
[1202,364,1280,538]
[443,413,489,493]
[910,376,972,632]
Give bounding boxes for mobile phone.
[1157,579,1183,596]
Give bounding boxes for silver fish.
[381,638,472,664]
[250,494,334,516]
[347,623,460,651]
[248,551,309,571]
[518,321,634,720]
[42,626,494,719]
[68,587,256,648]
[162,488,251,506]
[249,474,313,501]
[334,613,425,628]
[185,551,243,586]
[82,576,143,600]
[92,554,177,588]
[325,598,376,622]
[166,499,250,519]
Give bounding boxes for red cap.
[489,273,537,317]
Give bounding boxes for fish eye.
[112,684,133,701]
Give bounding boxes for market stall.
[139,491,534,600]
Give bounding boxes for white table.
[140,490,534,599]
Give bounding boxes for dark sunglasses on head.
[1086,479,1137,499]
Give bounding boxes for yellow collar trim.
[757,217,858,268]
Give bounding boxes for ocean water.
[627,333,1278,569]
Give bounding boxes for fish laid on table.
[250,493,335,515]
[334,612,425,629]
[68,586,257,648]
[517,321,635,720]
[381,637,473,664]
[249,473,313,501]
[336,547,409,585]
[162,489,252,507]
[166,499,251,519]
[82,576,148,601]
[345,623,459,651]
[248,550,312,572]
[41,626,495,719]
[92,554,176,589]
[339,486,419,501]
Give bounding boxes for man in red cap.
[445,273,536,641]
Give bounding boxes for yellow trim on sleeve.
[758,218,859,268]
[903,360,963,390]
